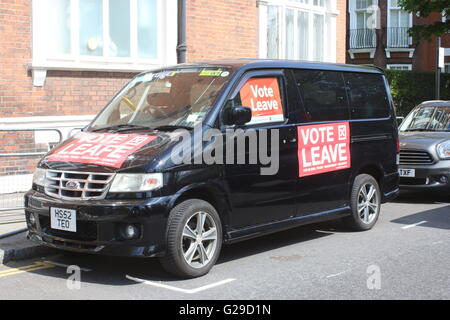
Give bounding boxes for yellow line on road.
[0,261,55,278]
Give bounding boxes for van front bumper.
[24,190,172,257]
[399,160,450,190]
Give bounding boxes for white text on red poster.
[297,122,350,177]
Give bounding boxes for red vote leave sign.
[48,132,157,168]
[297,122,351,177]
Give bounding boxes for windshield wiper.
[152,125,193,131]
[90,124,153,133]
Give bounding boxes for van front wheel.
[159,199,222,278]
[344,174,381,231]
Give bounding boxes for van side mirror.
[225,105,252,126]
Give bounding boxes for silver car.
[398,100,450,190]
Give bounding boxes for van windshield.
[400,106,450,132]
[88,67,233,131]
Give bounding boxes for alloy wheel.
[357,183,379,224]
[181,211,218,268]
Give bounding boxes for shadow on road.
[2,221,342,285]
[393,189,450,204]
[390,205,450,230]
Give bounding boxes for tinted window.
[344,73,390,119]
[293,70,349,122]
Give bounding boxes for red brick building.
[346,0,450,71]
[0,0,347,191]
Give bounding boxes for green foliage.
[398,0,450,40]
[385,69,450,116]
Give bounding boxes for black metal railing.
[349,28,376,49]
[387,27,411,48]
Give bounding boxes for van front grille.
[44,170,115,200]
[399,150,434,165]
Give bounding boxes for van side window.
[292,70,349,122]
[228,77,286,125]
[344,73,390,119]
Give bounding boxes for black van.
[25,60,399,278]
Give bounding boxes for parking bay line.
[0,261,55,278]
[126,275,236,294]
[401,221,427,230]
[43,260,93,272]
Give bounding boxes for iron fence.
[0,128,63,212]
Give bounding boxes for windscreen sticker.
[239,78,284,125]
[297,122,350,177]
[47,133,157,168]
[200,69,223,76]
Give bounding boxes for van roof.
[173,59,384,74]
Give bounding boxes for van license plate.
[50,208,77,232]
[399,169,415,177]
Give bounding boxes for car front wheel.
[159,199,222,278]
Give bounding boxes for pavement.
[0,189,449,300]
[0,209,55,264]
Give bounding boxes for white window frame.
[387,64,412,71]
[258,0,338,63]
[387,0,413,47]
[444,63,450,74]
[31,0,177,75]
[348,0,378,56]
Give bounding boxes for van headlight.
[32,168,47,186]
[109,173,163,193]
[437,141,450,160]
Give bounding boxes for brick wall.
[186,0,259,62]
[0,0,136,178]
[336,0,347,63]
[0,0,136,119]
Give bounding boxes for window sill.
[348,48,376,59]
[385,48,415,58]
[29,61,166,86]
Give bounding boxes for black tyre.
[159,199,222,278]
[344,174,381,231]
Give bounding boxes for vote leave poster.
[297,122,351,177]
[240,78,284,124]
[48,133,157,168]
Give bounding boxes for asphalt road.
[0,190,449,300]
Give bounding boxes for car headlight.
[32,168,46,186]
[109,173,163,193]
[437,141,450,160]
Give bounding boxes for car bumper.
[399,161,450,190]
[25,190,173,257]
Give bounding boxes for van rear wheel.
[344,174,381,231]
[159,199,222,278]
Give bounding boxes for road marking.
[126,275,236,294]
[43,260,93,272]
[0,261,54,278]
[401,221,427,229]
[326,271,346,278]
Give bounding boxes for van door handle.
[283,138,297,144]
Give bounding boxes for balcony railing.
[349,28,376,49]
[387,27,411,48]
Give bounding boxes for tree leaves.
[398,0,450,41]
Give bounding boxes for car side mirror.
[225,105,252,126]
